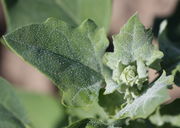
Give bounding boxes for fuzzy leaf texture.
[3,18,109,107]
[66,118,157,128]
[0,77,31,128]
[66,119,108,128]
[115,71,173,119]
[2,0,111,32]
[104,14,163,96]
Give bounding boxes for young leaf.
[0,77,31,128]
[103,14,163,102]
[104,14,163,73]
[3,18,109,107]
[2,0,111,32]
[114,71,173,119]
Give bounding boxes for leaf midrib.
[6,37,102,79]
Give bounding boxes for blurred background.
[0,0,179,128]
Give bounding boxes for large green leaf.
[2,0,111,32]
[0,77,30,128]
[3,18,109,107]
[114,71,173,119]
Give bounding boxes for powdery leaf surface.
[115,71,173,119]
[3,18,109,107]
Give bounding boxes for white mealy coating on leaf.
[103,14,163,103]
[120,65,139,86]
[3,18,109,107]
[115,71,174,119]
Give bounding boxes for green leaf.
[158,5,180,86]
[159,31,180,86]
[104,14,163,74]
[172,65,180,86]
[114,71,173,119]
[103,14,163,102]
[0,77,30,128]
[67,118,158,128]
[66,119,108,128]
[160,99,180,116]
[3,18,109,107]
[67,102,108,124]
[67,118,157,128]
[111,118,156,128]
[98,89,125,115]
[150,110,180,127]
[150,99,180,127]
[16,89,67,128]
[2,0,111,32]
[102,66,119,95]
